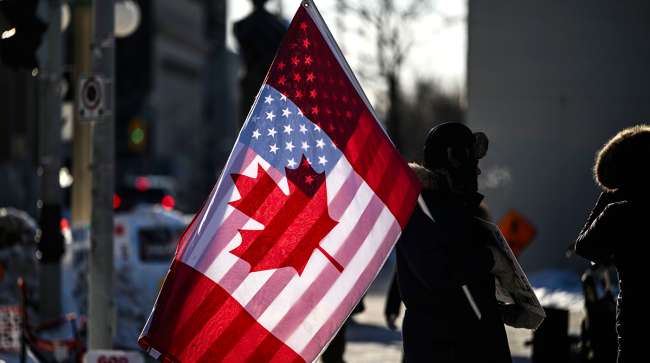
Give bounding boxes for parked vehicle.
[61,206,191,351]
[114,176,177,212]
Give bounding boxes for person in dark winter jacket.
[396,122,511,363]
[574,124,650,363]
[385,202,494,331]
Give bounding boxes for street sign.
[0,305,21,353]
[498,209,537,257]
[78,76,107,121]
[85,350,144,363]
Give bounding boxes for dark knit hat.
[423,122,488,169]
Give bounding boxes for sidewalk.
[337,294,534,363]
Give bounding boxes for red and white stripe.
[186,139,397,354]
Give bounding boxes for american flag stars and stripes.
[139,1,421,362]
[241,86,342,176]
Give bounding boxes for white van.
[61,206,191,350]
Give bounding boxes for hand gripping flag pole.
[138,1,421,362]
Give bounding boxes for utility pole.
[88,0,115,349]
[70,0,94,228]
[37,0,64,322]
[201,0,230,205]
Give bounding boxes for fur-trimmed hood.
[594,124,650,192]
[408,163,451,191]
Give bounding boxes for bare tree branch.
[338,0,431,81]
[401,0,431,19]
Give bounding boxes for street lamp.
[61,2,70,31]
[114,0,140,38]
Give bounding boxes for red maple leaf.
[229,157,343,275]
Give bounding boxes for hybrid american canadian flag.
[139,1,420,362]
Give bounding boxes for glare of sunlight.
[1,27,16,40]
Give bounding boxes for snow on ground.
[528,268,585,312]
[340,266,588,362]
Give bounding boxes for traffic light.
[0,0,47,70]
[127,117,147,153]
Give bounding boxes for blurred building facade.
[116,0,239,213]
[467,0,650,271]
[0,69,39,216]
[1,0,239,216]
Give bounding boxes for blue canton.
[239,85,343,176]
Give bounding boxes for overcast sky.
[226,0,467,100]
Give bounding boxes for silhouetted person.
[234,0,287,124]
[395,122,511,362]
[385,202,493,333]
[575,124,650,363]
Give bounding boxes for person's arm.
[567,191,621,255]
[578,191,624,234]
[574,202,625,264]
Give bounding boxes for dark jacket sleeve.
[575,201,625,264]
[579,192,611,235]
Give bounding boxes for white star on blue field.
[239,85,343,176]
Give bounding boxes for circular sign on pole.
[78,76,106,121]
